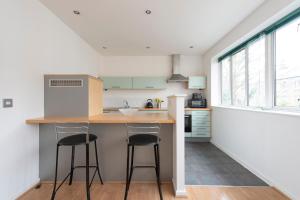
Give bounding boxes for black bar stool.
[124,123,163,200]
[51,123,104,200]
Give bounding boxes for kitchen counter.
[103,107,211,112]
[184,108,211,111]
[139,108,168,111]
[26,112,175,124]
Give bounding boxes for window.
[248,37,266,107]
[221,58,231,105]
[275,17,300,107]
[220,38,265,107]
[218,7,300,110]
[232,50,246,106]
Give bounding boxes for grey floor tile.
[185,142,268,186]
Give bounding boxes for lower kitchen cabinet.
[192,126,211,137]
[185,132,192,137]
[185,110,211,138]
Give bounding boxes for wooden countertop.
[140,108,211,111]
[119,108,211,111]
[184,108,211,111]
[139,108,168,111]
[26,112,175,124]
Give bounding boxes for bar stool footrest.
[53,165,100,195]
[133,165,156,168]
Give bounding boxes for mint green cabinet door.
[185,132,192,137]
[101,77,132,89]
[132,77,167,89]
[188,76,206,89]
[191,127,211,137]
[191,110,211,138]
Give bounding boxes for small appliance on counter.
[188,93,207,108]
[145,99,154,108]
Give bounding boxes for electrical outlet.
[3,99,13,108]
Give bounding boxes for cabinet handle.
[112,86,121,88]
[146,86,154,88]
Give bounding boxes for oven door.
[185,114,192,132]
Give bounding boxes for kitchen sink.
[118,108,139,115]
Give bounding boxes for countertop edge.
[26,115,176,125]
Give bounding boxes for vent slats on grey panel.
[49,79,83,87]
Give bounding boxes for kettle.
[145,99,154,108]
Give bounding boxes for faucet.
[123,100,130,108]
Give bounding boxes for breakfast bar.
[26,95,187,197]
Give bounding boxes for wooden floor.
[18,182,289,200]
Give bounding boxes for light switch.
[3,99,13,108]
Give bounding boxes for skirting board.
[172,178,187,197]
[211,141,293,200]
[16,180,173,199]
[15,179,41,200]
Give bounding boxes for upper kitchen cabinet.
[188,76,206,89]
[132,77,167,89]
[101,77,132,89]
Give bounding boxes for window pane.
[248,37,266,107]
[232,50,246,106]
[221,58,231,105]
[275,17,300,107]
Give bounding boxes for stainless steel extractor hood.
[167,54,188,82]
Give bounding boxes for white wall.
[203,0,300,199]
[100,56,204,108]
[211,108,300,199]
[0,0,102,199]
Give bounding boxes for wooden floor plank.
[18,182,290,200]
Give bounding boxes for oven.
[185,113,192,133]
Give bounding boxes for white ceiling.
[39,0,265,56]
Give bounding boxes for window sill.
[211,105,300,118]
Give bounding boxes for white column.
[168,94,187,197]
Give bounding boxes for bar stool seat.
[58,134,97,146]
[128,134,160,146]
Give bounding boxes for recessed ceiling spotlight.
[146,46,151,49]
[73,10,80,15]
[102,46,107,49]
[189,46,194,49]
[145,10,152,15]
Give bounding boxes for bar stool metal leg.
[86,143,90,200]
[94,141,104,184]
[154,144,163,200]
[69,145,75,185]
[51,144,60,200]
[128,145,135,187]
[124,144,130,200]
